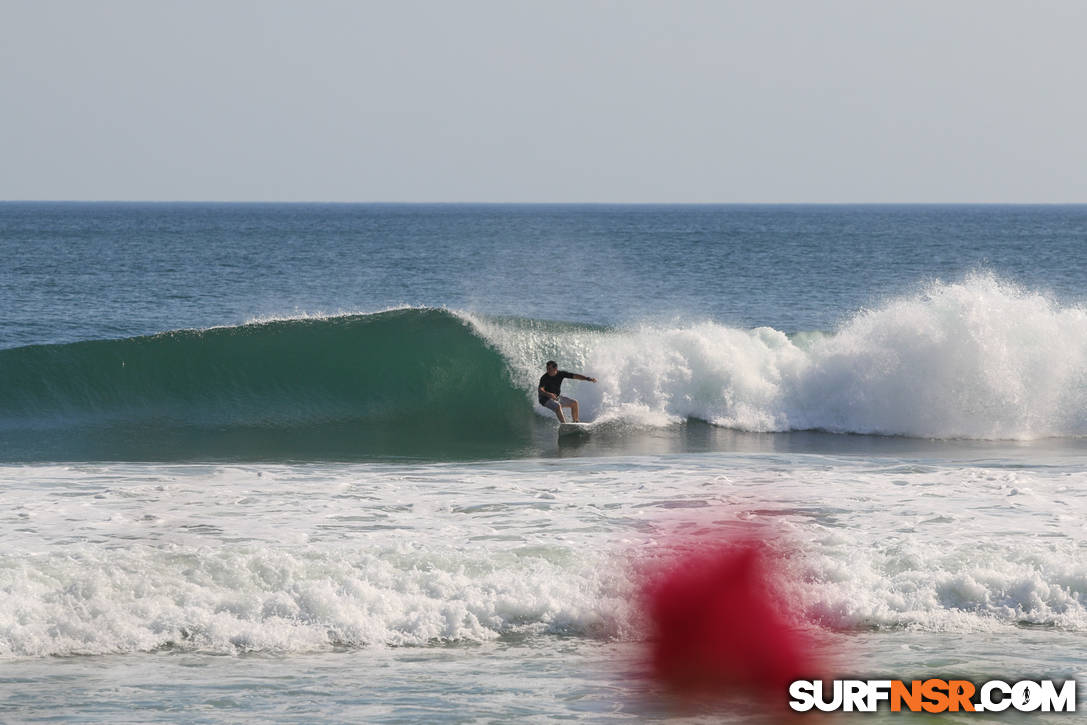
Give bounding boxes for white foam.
[467,274,1087,439]
[239,304,433,328]
[629,463,1087,634]
[0,544,624,657]
[0,464,637,658]
[2,458,1085,657]
[788,530,1087,633]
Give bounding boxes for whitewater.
[475,273,1087,440]
[3,454,1085,722]
[4,456,1086,658]
[2,202,1086,722]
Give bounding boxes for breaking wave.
[1,274,1084,460]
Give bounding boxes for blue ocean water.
[3,204,1087,349]
[1,203,1086,721]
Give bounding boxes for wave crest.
[476,274,1087,439]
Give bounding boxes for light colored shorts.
[542,396,575,412]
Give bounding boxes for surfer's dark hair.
[546,360,557,368]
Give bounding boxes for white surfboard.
[557,422,591,437]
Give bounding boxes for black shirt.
[538,370,573,404]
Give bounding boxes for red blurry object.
[642,532,820,699]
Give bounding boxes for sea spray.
[471,274,1087,439]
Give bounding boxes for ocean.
[1,203,1085,722]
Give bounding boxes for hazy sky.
[2,1,1085,202]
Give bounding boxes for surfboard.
[557,422,591,437]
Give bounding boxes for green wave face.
[0,309,536,461]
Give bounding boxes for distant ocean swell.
[1,274,1084,460]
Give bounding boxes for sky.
[2,0,1085,202]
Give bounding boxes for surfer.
[538,361,596,423]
